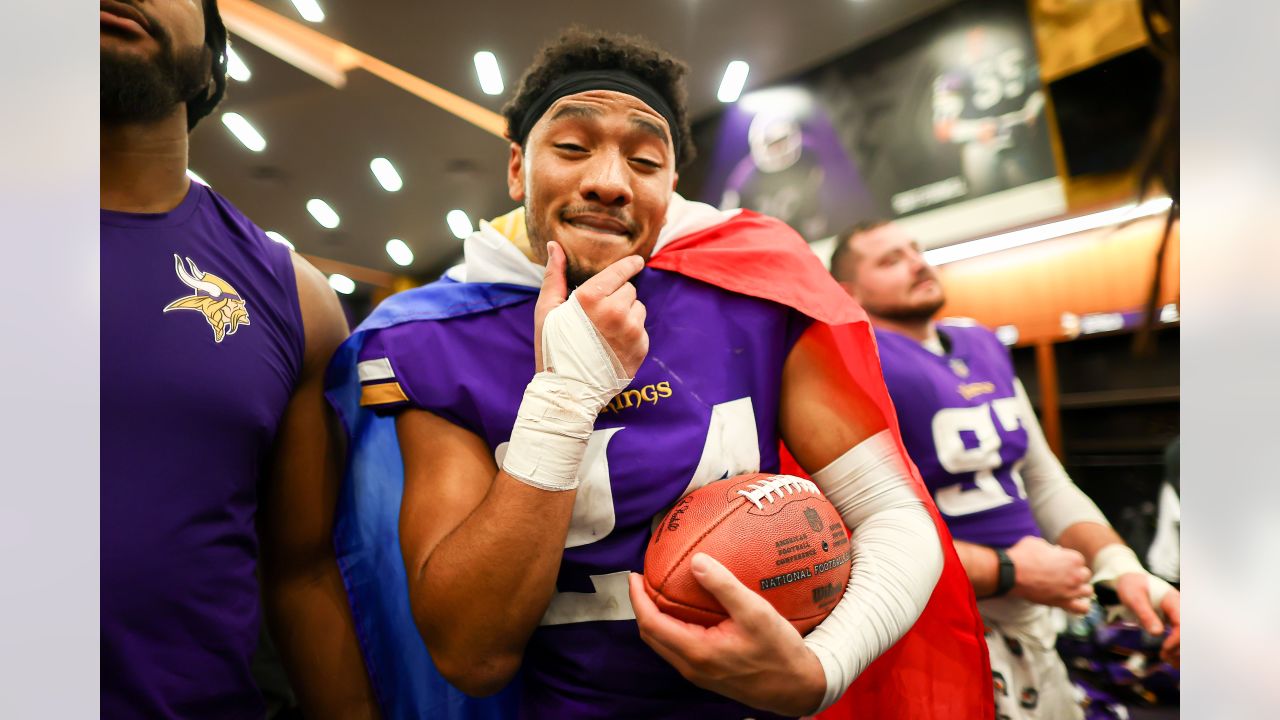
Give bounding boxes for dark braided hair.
[502,27,697,168]
[187,0,228,131]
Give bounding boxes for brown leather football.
[643,473,851,633]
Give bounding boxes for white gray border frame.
[0,0,99,715]
[0,1,1276,717]
[1183,0,1280,717]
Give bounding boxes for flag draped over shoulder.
[324,195,991,719]
[647,208,993,720]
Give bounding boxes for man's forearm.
[1056,521,1125,566]
[410,471,575,692]
[263,560,379,719]
[953,539,999,597]
[802,430,943,712]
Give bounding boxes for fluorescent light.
[290,0,325,23]
[306,198,340,229]
[717,61,750,103]
[446,209,473,239]
[386,238,414,266]
[370,157,403,192]
[265,231,294,251]
[328,273,355,295]
[186,169,209,186]
[473,51,504,95]
[924,197,1174,266]
[221,112,266,152]
[226,46,251,82]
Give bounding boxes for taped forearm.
[803,430,943,712]
[1014,380,1109,541]
[502,294,629,490]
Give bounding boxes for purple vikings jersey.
[359,267,810,719]
[102,183,304,719]
[874,321,1039,548]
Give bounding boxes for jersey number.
[972,48,1027,111]
[508,397,760,626]
[931,397,1027,517]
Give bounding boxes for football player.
[830,219,1180,719]
[327,27,992,720]
[101,1,375,717]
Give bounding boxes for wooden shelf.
[1058,387,1180,409]
[1063,454,1167,468]
[1066,438,1174,455]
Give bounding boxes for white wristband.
[502,294,630,491]
[1090,543,1173,615]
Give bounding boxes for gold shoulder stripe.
[361,381,409,406]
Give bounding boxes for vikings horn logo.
[163,254,251,343]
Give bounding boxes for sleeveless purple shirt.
[101,183,304,719]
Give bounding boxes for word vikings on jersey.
[163,254,251,343]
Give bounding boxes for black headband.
[515,69,683,164]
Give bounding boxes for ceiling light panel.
[386,238,414,266]
[446,210,473,239]
[329,273,355,294]
[306,198,340,229]
[221,112,266,152]
[226,46,251,82]
[717,61,750,103]
[370,157,403,192]
[474,51,504,95]
[290,0,325,23]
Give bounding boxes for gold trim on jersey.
[361,381,409,406]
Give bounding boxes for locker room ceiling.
[190,0,955,278]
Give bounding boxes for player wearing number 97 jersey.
[830,220,1181,720]
[873,318,1039,547]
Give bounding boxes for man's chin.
[557,222,639,251]
[871,299,945,324]
[553,228,656,283]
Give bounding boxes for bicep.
[396,409,496,577]
[260,254,350,569]
[780,325,889,474]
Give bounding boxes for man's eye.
[631,158,662,169]
[554,143,587,152]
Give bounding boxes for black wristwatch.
[992,547,1016,597]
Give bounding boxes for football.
[643,473,851,634]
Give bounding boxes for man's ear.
[507,142,526,202]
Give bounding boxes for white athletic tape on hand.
[503,294,631,491]
[1090,543,1173,618]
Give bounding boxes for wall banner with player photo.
[691,0,1063,245]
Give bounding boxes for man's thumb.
[539,241,568,304]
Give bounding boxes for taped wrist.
[1090,543,1173,615]
[802,430,943,712]
[503,294,630,491]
